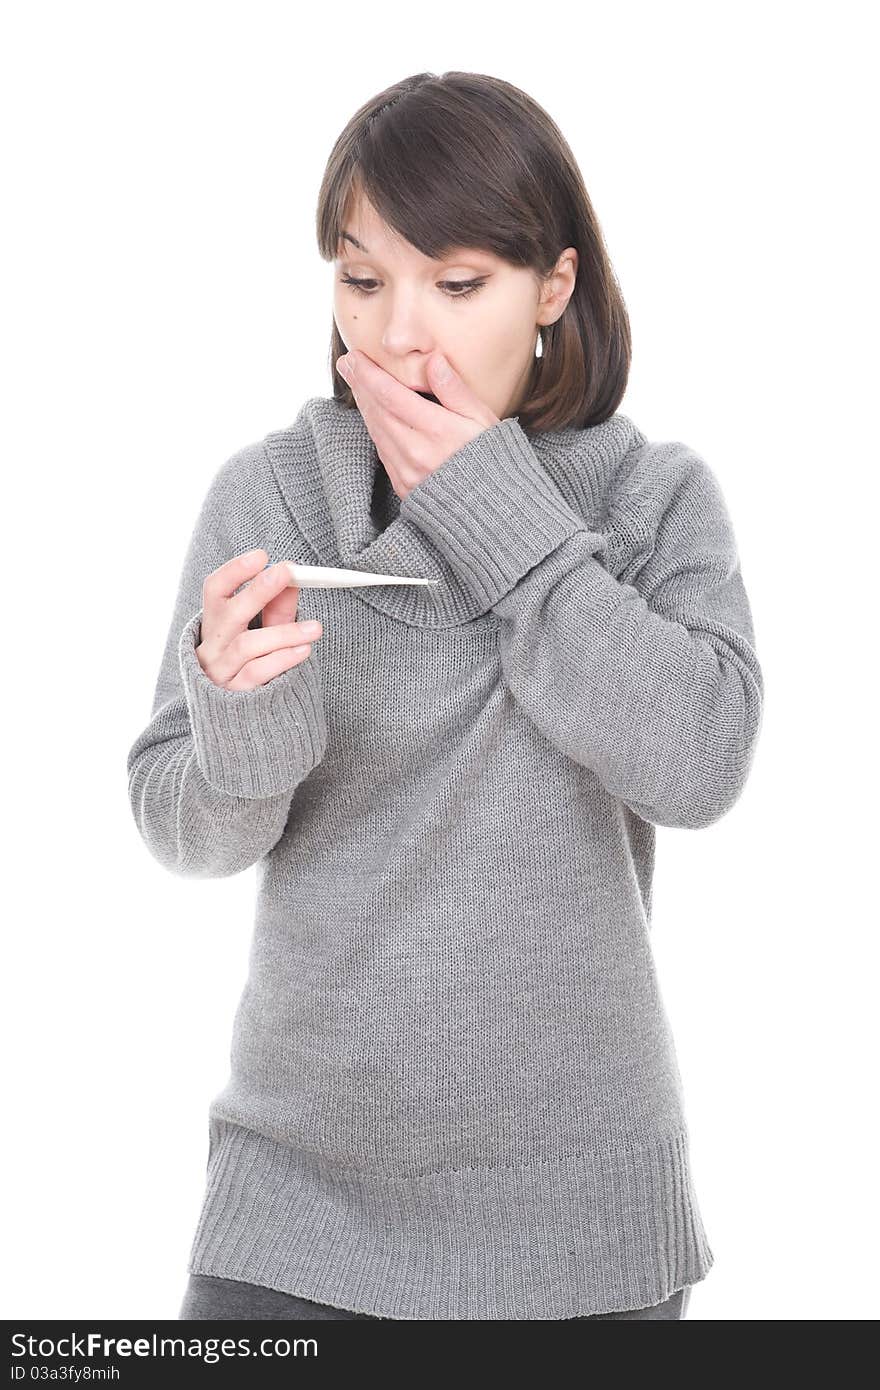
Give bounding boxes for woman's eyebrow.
[337,230,495,268]
[340,231,368,252]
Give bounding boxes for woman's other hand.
[196,549,324,690]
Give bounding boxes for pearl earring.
[535,328,543,359]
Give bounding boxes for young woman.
[128,71,764,1322]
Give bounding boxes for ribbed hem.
[186,1118,714,1320]
[399,416,605,610]
[177,611,327,799]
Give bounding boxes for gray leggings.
[178,1273,691,1320]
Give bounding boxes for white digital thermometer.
[283,561,439,589]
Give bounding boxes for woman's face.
[332,194,577,421]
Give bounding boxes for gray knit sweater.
[126,397,764,1320]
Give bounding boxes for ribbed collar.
[263,396,646,629]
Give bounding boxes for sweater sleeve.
[399,417,764,829]
[126,442,328,878]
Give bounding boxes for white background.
[3,0,877,1322]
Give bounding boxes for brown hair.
[316,72,631,433]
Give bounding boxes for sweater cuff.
[399,416,605,607]
[178,611,328,799]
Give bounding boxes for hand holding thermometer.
[195,549,440,694]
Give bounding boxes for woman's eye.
[339,274,486,301]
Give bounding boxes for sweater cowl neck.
[263,395,646,629]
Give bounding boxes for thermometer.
[282,561,439,589]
